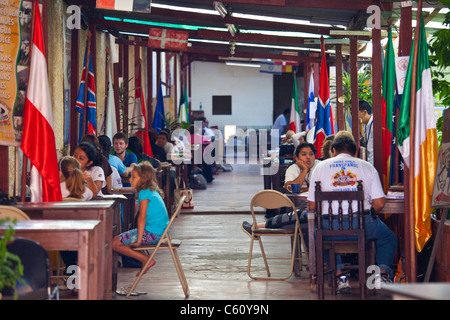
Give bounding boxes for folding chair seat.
[313,180,375,299]
[124,195,189,298]
[247,190,309,280]
[0,205,30,221]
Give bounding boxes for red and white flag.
[20,3,61,202]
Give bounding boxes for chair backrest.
[250,190,297,226]
[2,237,50,300]
[158,195,186,242]
[0,205,30,221]
[314,180,365,232]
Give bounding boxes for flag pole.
[82,31,92,139]
[406,0,422,282]
[21,0,37,202]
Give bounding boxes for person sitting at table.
[112,161,169,276]
[157,128,175,155]
[59,156,93,201]
[128,135,160,170]
[318,134,335,161]
[113,132,138,187]
[307,134,397,293]
[148,128,167,162]
[98,135,125,190]
[73,142,106,198]
[241,143,318,236]
[81,134,113,194]
[279,130,295,159]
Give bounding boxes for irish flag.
[397,15,438,252]
[21,3,62,202]
[289,75,301,133]
[381,28,396,192]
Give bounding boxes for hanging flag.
[75,44,97,142]
[96,0,151,12]
[148,28,189,51]
[313,45,333,158]
[20,2,61,202]
[99,50,117,140]
[132,64,153,157]
[381,28,396,192]
[178,85,189,123]
[397,15,439,252]
[152,81,165,132]
[289,74,301,133]
[305,68,316,130]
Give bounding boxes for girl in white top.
[59,156,93,201]
[73,142,106,198]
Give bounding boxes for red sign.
[148,28,189,51]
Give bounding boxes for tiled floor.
[111,161,392,301]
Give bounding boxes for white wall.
[190,61,274,131]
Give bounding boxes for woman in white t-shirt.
[59,156,93,201]
[73,142,106,198]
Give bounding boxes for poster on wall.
[0,0,32,146]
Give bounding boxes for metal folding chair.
[125,195,189,298]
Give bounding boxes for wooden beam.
[225,0,392,10]
[372,27,383,182]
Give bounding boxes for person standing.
[273,108,291,138]
[358,100,374,165]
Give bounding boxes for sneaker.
[337,275,352,294]
[374,273,392,288]
[241,221,256,239]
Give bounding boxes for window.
[212,95,232,115]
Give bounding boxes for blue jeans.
[320,214,398,278]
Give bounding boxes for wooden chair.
[0,205,30,220]
[125,195,189,298]
[62,197,82,201]
[247,190,308,280]
[313,180,375,299]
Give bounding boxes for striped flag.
[381,28,396,192]
[20,2,61,202]
[96,0,151,12]
[305,68,316,130]
[132,63,153,157]
[75,45,97,142]
[289,74,301,133]
[178,85,189,123]
[397,15,439,252]
[313,45,333,158]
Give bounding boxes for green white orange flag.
[289,74,301,133]
[381,28,396,192]
[397,15,438,252]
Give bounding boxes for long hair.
[60,156,86,199]
[76,142,101,168]
[131,161,163,198]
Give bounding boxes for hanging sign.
[96,0,151,12]
[0,0,23,146]
[148,28,189,51]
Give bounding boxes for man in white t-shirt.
[307,134,397,293]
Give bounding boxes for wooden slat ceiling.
[79,0,444,63]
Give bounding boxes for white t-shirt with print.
[307,153,385,214]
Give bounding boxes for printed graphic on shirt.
[332,169,357,187]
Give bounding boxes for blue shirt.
[108,154,126,175]
[138,189,169,236]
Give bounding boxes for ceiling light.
[227,24,238,37]
[213,1,228,18]
[225,62,260,68]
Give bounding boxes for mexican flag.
[397,15,438,252]
[289,75,301,133]
[381,28,396,192]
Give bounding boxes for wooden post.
[350,36,359,145]
[335,44,344,131]
[372,27,383,182]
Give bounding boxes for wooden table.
[0,220,101,300]
[112,188,137,232]
[381,283,450,300]
[16,200,119,299]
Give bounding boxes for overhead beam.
[224,0,393,10]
